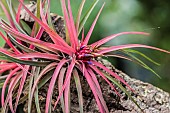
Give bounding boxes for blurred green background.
[0,0,170,92]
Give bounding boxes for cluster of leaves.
[0,0,169,113]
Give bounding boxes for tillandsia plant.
[0,0,169,113]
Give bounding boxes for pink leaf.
[91,32,150,48]
[58,68,67,113]
[0,32,20,54]
[14,65,29,111]
[18,0,71,49]
[82,3,105,45]
[16,0,24,23]
[87,68,102,94]
[29,63,58,112]
[61,0,78,48]
[45,59,68,113]
[4,72,22,112]
[15,52,60,60]
[54,60,75,111]
[67,0,78,47]
[83,65,105,113]
[1,67,20,106]
[0,1,16,29]
[98,44,170,54]
[90,65,120,97]
[91,60,134,92]
[0,23,74,55]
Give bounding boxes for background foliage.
[0,0,169,92]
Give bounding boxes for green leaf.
[0,50,50,66]
[20,20,32,35]
[104,72,143,112]
[34,67,41,113]
[76,0,86,33]
[73,69,83,113]
[35,0,41,33]
[78,0,99,35]
[6,0,27,34]
[8,34,37,53]
[123,50,161,78]
[28,67,34,113]
[123,49,160,66]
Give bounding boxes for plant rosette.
[0,0,169,113]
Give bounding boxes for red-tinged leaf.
[9,35,37,53]
[45,59,68,113]
[54,60,75,111]
[39,0,47,25]
[1,67,20,106]
[0,24,74,55]
[83,65,105,113]
[78,0,99,35]
[9,93,14,113]
[0,66,17,74]
[29,27,44,49]
[82,3,105,45]
[16,64,34,76]
[16,0,24,23]
[32,62,57,89]
[67,0,78,47]
[105,54,133,62]
[0,63,17,69]
[61,0,77,48]
[89,65,120,97]
[91,60,134,92]
[30,63,58,108]
[15,52,60,60]
[4,72,22,112]
[14,65,29,112]
[0,32,20,54]
[58,68,66,113]
[98,44,170,54]
[87,68,102,94]
[64,73,71,113]
[0,48,50,66]
[18,0,71,49]
[28,67,35,113]
[0,1,16,28]
[91,32,150,48]
[34,68,41,113]
[76,0,86,33]
[73,69,83,113]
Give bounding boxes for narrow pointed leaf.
[91,32,149,48]
[45,59,68,113]
[78,0,99,34]
[98,44,170,54]
[83,3,105,45]
[73,69,83,113]
[104,72,142,111]
[54,60,75,110]
[123,49,160,65]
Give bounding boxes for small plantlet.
[0,0,169,113]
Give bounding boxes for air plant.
[0,0,169,113]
